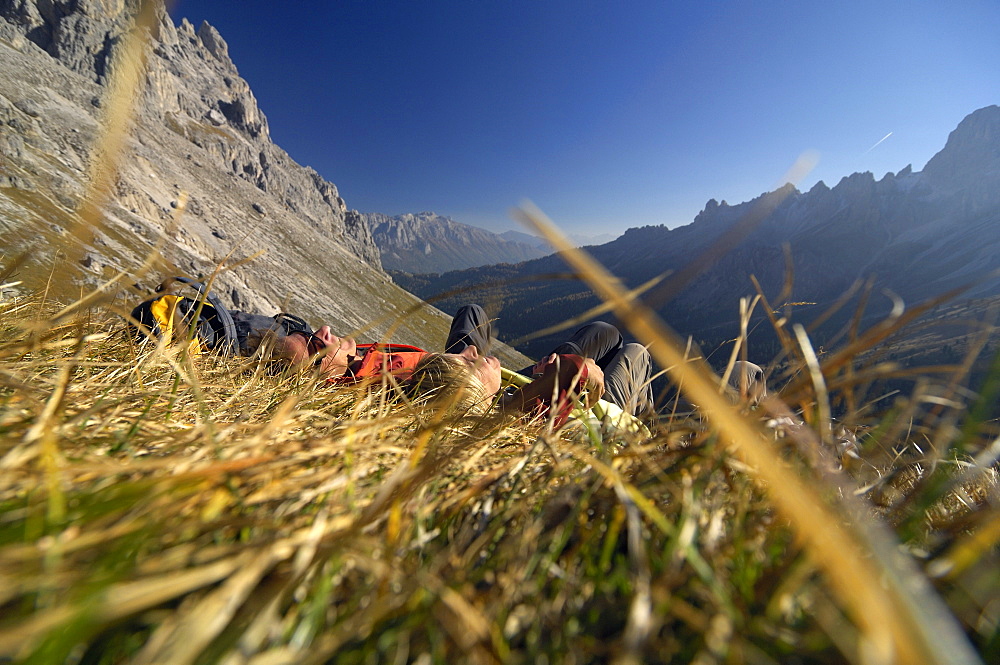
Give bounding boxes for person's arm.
[499,354,605,417]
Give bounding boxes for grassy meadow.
[0,272,996,664]
[0,3,996,660]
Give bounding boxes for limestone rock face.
[0,0,487,355]
[921,105,1000,214]
[1,0,135,83]
[0,0,383,271]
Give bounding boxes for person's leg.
[603,343,653,416]
[548,321,624,368]
[444,304,493,354]
[517,321,626,377]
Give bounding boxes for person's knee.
[728,361,767,406]
[447,304,492,354]
[578,321,620,339]
[621,342,649,362]
[569,321,623,359]
[456,304,486,319]
[601,343,651,410]
[621,343,652,376]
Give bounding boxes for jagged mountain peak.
[195,20,233,65]
[366,212,548,273]
[692,183,799,228]
[395,212,462,228]
[395,104,1000,357]
[0,0,501,355]
[922,105,1000,190]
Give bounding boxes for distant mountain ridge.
[499,229,618,249]
[367,211,621,274]
[394,105,1000,357]
[366,212,548,273]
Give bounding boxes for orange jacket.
[333,344,428,383]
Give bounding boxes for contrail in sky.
[865,131,893,153]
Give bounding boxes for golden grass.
[0,1,996,661]
[0,273,996,664]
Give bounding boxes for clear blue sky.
[170,0,1000,237]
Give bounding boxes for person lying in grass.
[279,304,653,424]
[408,305,653,424]
[132,280,647,425]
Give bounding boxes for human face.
[286,326,356,373]
[451,345,502,397]
[311,326,357,368]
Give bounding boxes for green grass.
[0,286,995,664]
[0,7,995,659]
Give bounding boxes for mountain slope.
[367,212,549,273]
[394,106,1000,357]
[0,0,521,363]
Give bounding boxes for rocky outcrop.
[367,211,549,273]
[0,0,137,83]
[0,0,506,357]
[155,11,379,265]
[0,0,381,270]
[920,105,1000,215]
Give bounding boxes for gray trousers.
[447,305,654,416]
[533,319,653,416]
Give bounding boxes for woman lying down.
[276,304,653,429]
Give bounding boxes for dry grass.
[0,2,996,661]
[0,278,996,665]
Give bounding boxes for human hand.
[510,355,604,410]
[499,355,604,428]
[531,353,558,378]
[578,358,604,408]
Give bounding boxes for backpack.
[129,277,311,355]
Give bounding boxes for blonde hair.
[406,353,490,414]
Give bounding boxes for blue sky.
[170,1,1000,237]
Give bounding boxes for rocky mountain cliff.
[395,105,1000,357]
[0,0,525,363]
[367,211,548,273]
